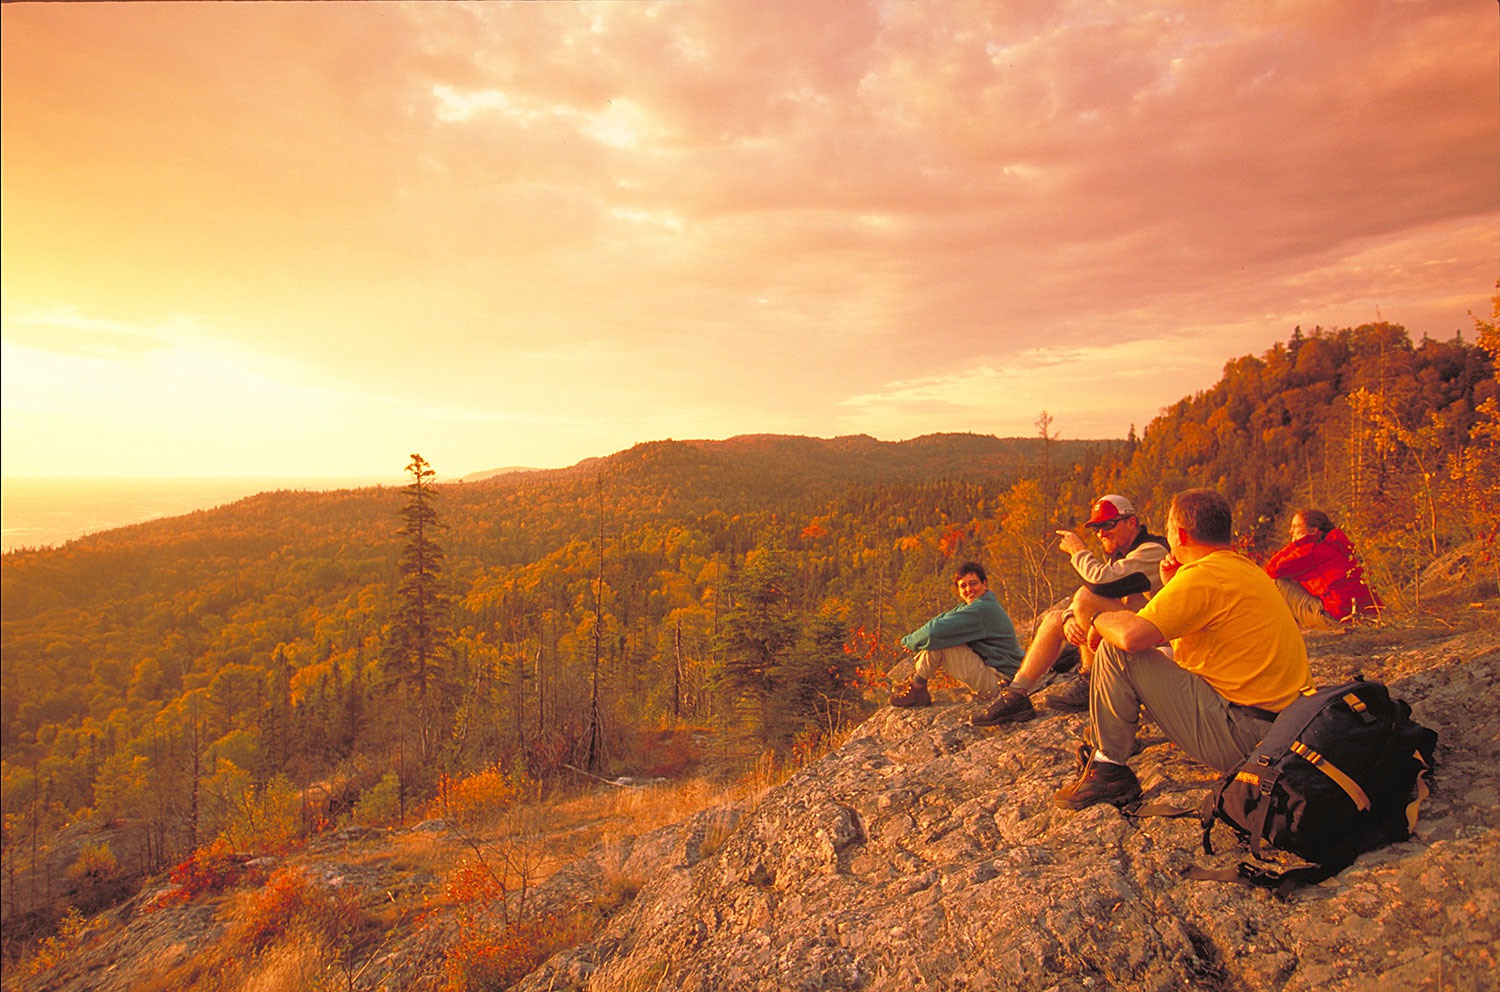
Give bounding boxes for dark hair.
[955,561,988,585]
[1170,489,1233,546]
[1297,509,1333,534]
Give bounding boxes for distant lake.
[0,477,399,554]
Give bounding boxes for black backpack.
[1194,677,1438,893]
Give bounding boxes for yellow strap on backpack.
[1289,740,1371,812]
[1405,750,1433,831]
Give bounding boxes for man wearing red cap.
[973,494,1168,726]
[1053,488,1311,810]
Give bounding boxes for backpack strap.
[1289,741,1371,811]
[1233,762,1282,861]
[1200,772,1236,855]
[1404,750,1434,833]
[1183,858,1349,899]
[1121,798,1199,819]
[1340,690,1378,724]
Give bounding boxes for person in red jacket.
[1265,509,1383,628]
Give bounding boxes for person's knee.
[1092,640,1131,678]
[912,650,937,679]
[1071,587,1117,614]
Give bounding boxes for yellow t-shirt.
[1137,549,1311,710]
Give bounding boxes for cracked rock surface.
[514,629,1500,992]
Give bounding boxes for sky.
[2,1,1496,480]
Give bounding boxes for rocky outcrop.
[514,629,1500,992]
[1420,540,1499,605]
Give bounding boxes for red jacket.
[1265,528,1383,621]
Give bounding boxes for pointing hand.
[1056,530,1086,556]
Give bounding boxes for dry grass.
[694,813,738,862]
[384,826,462,874]
[14,726,862,992]
[230,933,328,992]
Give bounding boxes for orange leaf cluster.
[440,911,592,992]
[150,839,261,910]
[426,767,526,824]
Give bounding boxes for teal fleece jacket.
[900,589,1023,677]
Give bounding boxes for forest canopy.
[3,315,1496,925]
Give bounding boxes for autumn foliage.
[3,310,1496,956]
[440,911,593,992]
[149,839,260,909]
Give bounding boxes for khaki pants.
[1275,578,1341,631]
[1090,641,1274,773]
[912,645,1004,697]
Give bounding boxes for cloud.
[836,333,1221,439]
[1,0,1493,477]
[0,304,169,359]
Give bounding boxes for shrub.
[443,856,505,904]
[151,837,259,909]
[352,771,403,827]
[67,841,120,887]
[221,774,303,853]
[440,911,593,992]
[20,907,87,981]
[226,865,366,956]
[64,839,134,915]
[426,765,532,826]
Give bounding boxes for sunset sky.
[2,1,1496,480]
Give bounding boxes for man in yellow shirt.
[1054,488,1312,810]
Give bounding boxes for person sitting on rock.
[1053,488,1312,810]
[1265,509,1383,630]
[890,561,1024,708]
[973,494,1169,726]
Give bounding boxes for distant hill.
[459,466,543,482]
[461,431,1102,487]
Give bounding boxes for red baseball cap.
[1086,494,1137,528]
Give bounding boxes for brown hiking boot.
[890,680,932,708]
[1053,760,1142,810]
[1039,673,1091,712]
[971,688,1036,726]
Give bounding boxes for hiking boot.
[1053,761,1142,810]
[1040,674,1091,712]
[890,680,932,708]
[971,688,1036,726]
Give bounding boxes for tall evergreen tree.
[714,546,798,742]
[393,454,450,698]
[390,453,453,769]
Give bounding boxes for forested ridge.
[2,314,1497,944]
